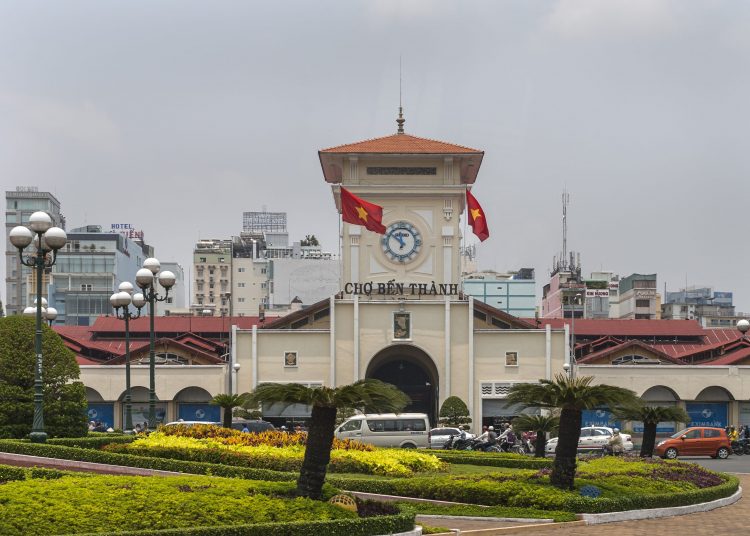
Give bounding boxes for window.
[238,298,245,303]
[199,257,206,263]
[340,420,362,433]
[167,297,173,304]
[366,419,426,432]
[261,268,267,274]
[636,299,650,308]
[237,282,245,287]
[684,429,701,439]
[219,257,225,263]
[80,284,92,291]
[704,429,721,438]
[505,352,518,366]
[238,267,246,273]
[261,282,267,289]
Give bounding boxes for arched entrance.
[365,345,439,425]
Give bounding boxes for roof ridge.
[320,132,483,153]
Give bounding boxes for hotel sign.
[343,280,459,297]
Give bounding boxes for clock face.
[382,221,422,263]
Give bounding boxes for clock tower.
[319,112,485,291]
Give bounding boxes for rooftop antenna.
[562,189,570,271]
[397,56,405,134]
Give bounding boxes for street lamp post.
[10,212,67,443]
[229,362,241,395]
[23,302,57,327]
[110,282,146,433]
[135,258,175,429]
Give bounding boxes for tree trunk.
[551,408,581,490]
[222,406,232,428]
[640,421,657,458]
[297,405,337,500]
[534,431,547,458]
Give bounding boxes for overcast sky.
[2,0,749,312]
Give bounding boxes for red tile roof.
[91,316,260,334]
[320,133,483,154]
[707,347,750,365]
[577,340,685,365]
[532,318,706,337]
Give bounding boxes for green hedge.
[433,451,552,469]
[77,513,415,536]
[0,463,78,482]
[330,473,740,513]
[0,440,296,482]
[48,436,136,449]
[563,474,740,513]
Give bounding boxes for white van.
[334,413,430,449]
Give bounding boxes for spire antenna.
[397,56,405,134]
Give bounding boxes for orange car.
[653,427,731,459]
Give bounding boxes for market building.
[232,115,569,428]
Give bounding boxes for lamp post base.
[29,431,47,443]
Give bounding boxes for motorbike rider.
[498,424,517,452]
[476,425,498,451]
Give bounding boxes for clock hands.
[394,233,406,249]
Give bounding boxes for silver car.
[429,427,475,449]
[545,426,634,454]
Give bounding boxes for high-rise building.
[5,187,65,316]
[617,273,659,319]
[662,286,741,327]
[49,225,152,325]
[191,239,232,316]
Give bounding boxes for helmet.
[488,426,494,431]
[613,428,620,433]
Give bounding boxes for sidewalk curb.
[580,486,743,524]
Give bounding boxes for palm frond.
[512,414,560,434]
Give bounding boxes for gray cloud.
[1,0,748,311]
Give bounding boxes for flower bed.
[0,465,414,536]
[107,432,446,477]
[330,457,739,513]
[159,424,373,451]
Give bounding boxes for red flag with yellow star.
[340,187,386,234]
[466,189,489,242]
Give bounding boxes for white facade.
[232,256,269,316]
[270,257,340,306]
[158,262,186,315]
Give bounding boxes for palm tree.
[210,393,249,428]
[506,374,637,490]
[511,414,559,458]
[247,379,409,499]
[613,403,689,458]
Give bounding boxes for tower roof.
[319,133,482,155]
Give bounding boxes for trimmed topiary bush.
[438,396,472,426]
[0,316,87,439]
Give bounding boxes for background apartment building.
[49,225,154,326]
[617,273,660,319]
[156,262,186,315]
[5,187,65,316]
[191,239,232,316]
[662,286,746,328]
[462,268,536,317]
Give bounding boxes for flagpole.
[337,191,342,269]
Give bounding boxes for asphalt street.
[678,455,750,474]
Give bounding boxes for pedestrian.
[241,424,250,433]
[606,428,624,455]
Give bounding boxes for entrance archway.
[365,345,439,425]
